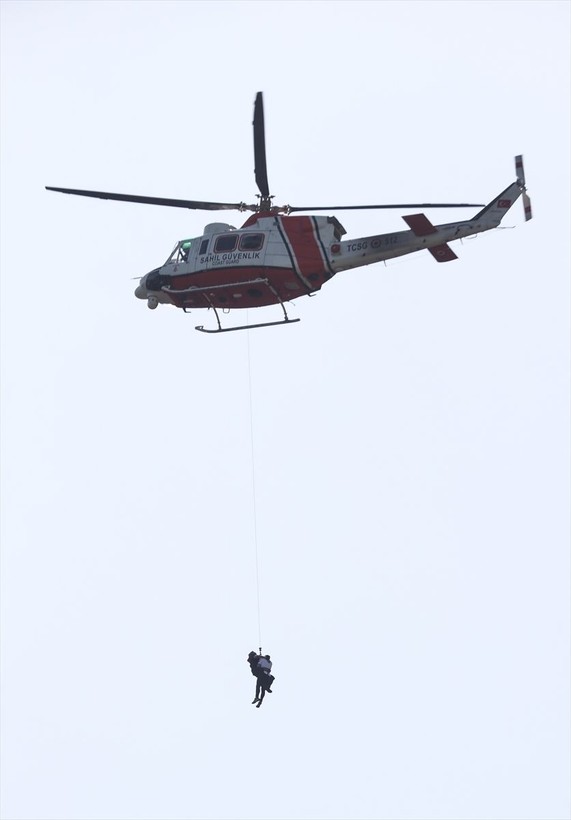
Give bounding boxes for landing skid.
[196,317,300,334]
[171,276,300,334]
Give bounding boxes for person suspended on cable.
[247,650,260,676]
[249,652,275,707]
[247,650,264,703]
[253,654,274,708]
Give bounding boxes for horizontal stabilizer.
[402,213,437,236]
[428,244,458,263]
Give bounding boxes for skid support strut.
[165,277,300,333]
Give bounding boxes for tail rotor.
[515,155,532,221]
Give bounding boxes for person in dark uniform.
[253,654,274,707]
[247,651,260,676]
[247,651,275,707]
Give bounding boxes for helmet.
[264,654,271,660]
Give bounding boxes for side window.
[239,233,264,251]
[199,239,209,255]
[214,235,237,253]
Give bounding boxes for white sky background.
[1,1,570,818]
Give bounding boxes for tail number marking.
[371,235,397,248]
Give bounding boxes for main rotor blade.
[286,202,484,212]
[253,92,270,198]
[45,187,252,211]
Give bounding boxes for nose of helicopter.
[134,276,147,299]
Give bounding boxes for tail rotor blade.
[515,155,532,221]
[253,92,270,198]
[522,191,532,221]
[515,155,526,186]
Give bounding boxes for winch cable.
[247,326,263,652]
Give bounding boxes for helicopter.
[46,93,532,334]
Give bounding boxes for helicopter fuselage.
[135,179,524,315]
[135,212,341,311]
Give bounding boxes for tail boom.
[331,156,531,273]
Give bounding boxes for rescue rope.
[247,326,263,651]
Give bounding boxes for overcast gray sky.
[1,2,570,819]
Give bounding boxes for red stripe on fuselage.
[280,216,327,280]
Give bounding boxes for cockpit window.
[214,235,238,253]
[180,240,192,261]
[239,233,264,251]
[166,238,193,265]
